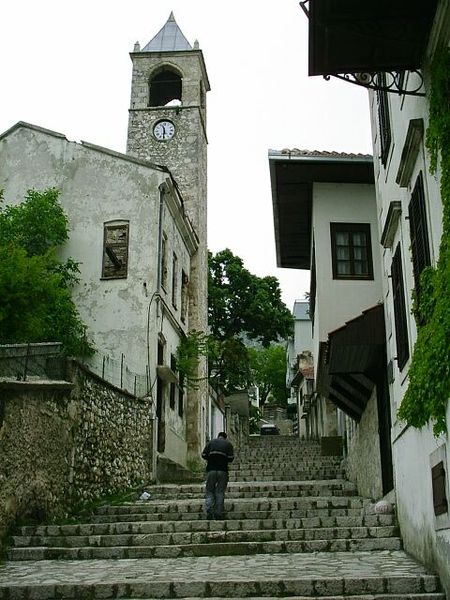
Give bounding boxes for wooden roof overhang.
[316,304,386,421]
[308,0,439,76]
[269,153,374,269]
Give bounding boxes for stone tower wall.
[126,47,209,462]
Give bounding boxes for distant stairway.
[0,436,444,599]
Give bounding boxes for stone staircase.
[229,437,344,482]
[0,436,444,599]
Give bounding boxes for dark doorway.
[374,354,394,495]
[156,340,166,453]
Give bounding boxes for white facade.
[0,122,198,468]
[271,1,450,591]
[311,181,383,364]
[367,5,450,588]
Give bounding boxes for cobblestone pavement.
[0,550,434,586]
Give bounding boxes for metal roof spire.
[141,12,192,52]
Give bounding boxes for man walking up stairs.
[0,436,444,599]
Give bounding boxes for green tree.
[0,188,93,356]
[208,249,293,346]
[207,249,293,395]
[248,344,288,407]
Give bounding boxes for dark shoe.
[215,514,224,520]
[206,512,214,520]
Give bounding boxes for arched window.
[149,68,182,107]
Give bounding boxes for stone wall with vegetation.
[0,361,153,549]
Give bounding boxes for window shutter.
[377,74,392,166]
[391,245,409,370]
[431,461,448,516]
[102,223,129,279]
[409,172,431,296]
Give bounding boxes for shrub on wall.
[398,48,450,436]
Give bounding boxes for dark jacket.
[202,436,234,473]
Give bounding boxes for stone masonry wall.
[344,389,383,500]
[0,362,153,549]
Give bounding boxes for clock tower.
[127,12,209,231]
[127,13,210,463]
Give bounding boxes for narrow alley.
[0,435,443,599]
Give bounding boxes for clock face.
[153,120,175,141]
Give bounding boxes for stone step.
[230,462,341,469]
[0,551,440,598]
[17,514,395,537]
[144,480,357,499]
[88,596,446,600]
[11,525,400,550]
[228,473,343,482]
[90,507,370,524]
[93,496,369,516]
[230,466,342,473]
[8,536,403,560]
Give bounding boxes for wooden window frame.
[101,222,129,280]
[391,244,410,371]
[330,223,374,280]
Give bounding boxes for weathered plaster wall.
[0,363,153,549]
[345,389,383,501]
[392,418,450,599]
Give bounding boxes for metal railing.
[86,352,149,398]
[0,342,66,381]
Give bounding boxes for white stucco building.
[271,0,450,593]
[0,13,215,475]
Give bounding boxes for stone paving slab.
[0,551,440,599]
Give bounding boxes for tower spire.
[141,12,192,52]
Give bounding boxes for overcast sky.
[0,1,373,311]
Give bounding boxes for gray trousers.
[205,470,228,517]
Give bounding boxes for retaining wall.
[0,361,153,548]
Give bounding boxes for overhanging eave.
[308,0,439,76]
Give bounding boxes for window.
[102,222,129,279]
[377,73,392,166]
[178,372,184,417]
[181,270,189,323]
[160,234,168,290]
[169,354,177,410]
[409,172,431,300]
[172,253,178,308]
[330,223,373,280]
[391,244,409,371]
[432,461,448,516]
